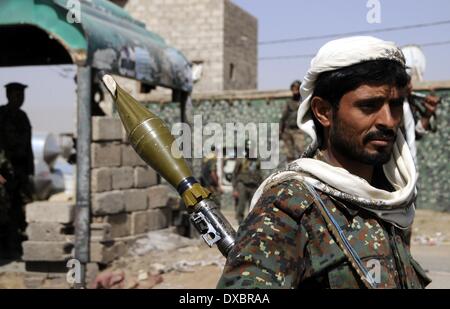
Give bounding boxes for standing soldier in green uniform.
[280,80,305,162]
[200,146,222,208]
[0,82,35,257]
[218,36,431,289]
[232,140,262,225]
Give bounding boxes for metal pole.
[74,66,92,288]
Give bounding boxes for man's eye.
[359,104,377,111]
[391,99,404,107]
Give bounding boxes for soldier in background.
[232,140,262,225]
[0,148,13,257]
[200,145,223,209]
[403,74,441,165]
[0,82,35,258]
[280,80,305,162]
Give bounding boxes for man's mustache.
[364,128,397,144]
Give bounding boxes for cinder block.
[148,208,171,231]
[23,274,45,289]
[123,189,148,212]
[111,167,134,190]
[90,241,126,264]
[92,117,123,141]
[105,213,130,238]
[26,202,75,224]
[22,241,73,261]
[121,125,129,143]
[90,223,112,242]
[86,263,100,287]
[147,185,171,208]
[91,191,125,215]
[134,167,158,188]
[26,222,73,241]
[121,145,146,166]
[91,142,121,168]
[91,168,112,193]
[129,211,149,235]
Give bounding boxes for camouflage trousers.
[235,182,258,225]
[281,128,305,162]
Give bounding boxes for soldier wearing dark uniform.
[0,148,13,255]
[218,37,431,289]
[280,80,305,162]
[200,146,222,208]
[232,140,262,225]
[0,82,35,257]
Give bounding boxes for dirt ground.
[0,209,449,289]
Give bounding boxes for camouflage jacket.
[217,179,431,289]
[201,155,218,189]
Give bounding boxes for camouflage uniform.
[280,100,305,161]
[232,158,263,224]
[218,153,431,289]
[200,154,221,208]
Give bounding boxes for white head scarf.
[251,36,417,228]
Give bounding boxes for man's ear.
[311,96,333,128]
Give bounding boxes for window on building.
[229,63,235,81]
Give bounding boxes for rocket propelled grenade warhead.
[100,74,236,257]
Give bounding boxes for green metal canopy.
[0,0,193,92]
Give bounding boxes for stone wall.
[23,116,175,265]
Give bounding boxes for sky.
[0,0,449,135]
[233,0,450,89]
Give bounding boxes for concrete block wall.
[90,116,173,264]
[23,116,175,265]
[23,202,75,262]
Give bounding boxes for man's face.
[6,89,25,109]
[329,84,405,165]
[291,84,300,100]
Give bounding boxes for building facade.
[111,0,258,93]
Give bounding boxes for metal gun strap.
[303,183,376,289]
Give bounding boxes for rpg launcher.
[100,74,236,257]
